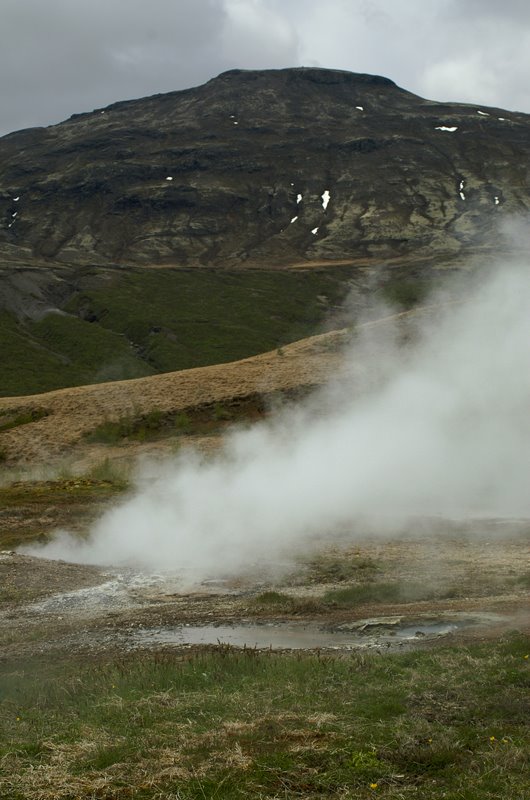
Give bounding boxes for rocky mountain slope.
[2,67,529,269]
[1,67,529,396]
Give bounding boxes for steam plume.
[26,260,530,576]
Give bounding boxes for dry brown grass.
[0,328,349,468]
[0,302,449,471]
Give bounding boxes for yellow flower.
[370,784,378,790]
[489,736,495,742]
[524,655,529,660]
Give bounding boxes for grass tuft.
[322,580,435,607]
[305,553,380,583]
[0,407,49,433]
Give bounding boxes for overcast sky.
[2,0,530,136]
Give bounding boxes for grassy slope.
[0,268,356,396]
[0,311,153,396]
[65,268,354,370]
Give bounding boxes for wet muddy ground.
[1,524,529,663]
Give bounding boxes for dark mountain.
[2,67,529,269]
[1,68,529,395]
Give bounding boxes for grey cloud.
[416,0,530,111]
[1,0,223,132]
[0,0,299,135]
[286,0,530,112]
[447,0,530,22]
[1,0,529,137]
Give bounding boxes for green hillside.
[0,267,358,396]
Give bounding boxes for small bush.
[173,411,191,432]
[254,591,294,607]
[380,278,430,309]
[143,409,164,429]
[349,749,384,777]
[85,418,130,443]
[306,554,380,583]
[252,591,325,616]
[86,410,167,443]
[213,402,233,422]
[85,458,129,485]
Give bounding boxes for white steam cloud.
[27,261,530,577]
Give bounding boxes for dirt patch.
[0,552,105,606]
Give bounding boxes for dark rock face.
[1,66,530,269]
